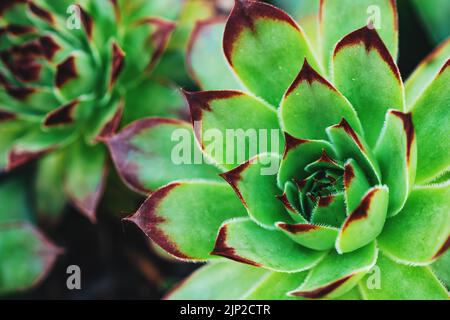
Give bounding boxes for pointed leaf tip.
[211,224,262,267]
[286,59,335,97]
[334,25,400,82]
[224,0,299,63]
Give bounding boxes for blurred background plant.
[0,0,232,298]
[0,0,448,299]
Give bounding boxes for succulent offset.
[109,0,450,299]
[0,0,224,294]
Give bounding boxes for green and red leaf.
[220,153,292,229]
[126,181,247,261]
[410,59,450,184]
[332,26,404,147]
[280,59,362,141]
[223,0,321,106]
[359,252,448,300]
[289,242,377,299]
[211,218,326,272]
[166,260,268,300]
[187,18,243,90]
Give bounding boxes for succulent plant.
[0,0,224,295]
[111,0,450,299]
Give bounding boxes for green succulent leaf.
[311,193,347,228]
[431,250,450,289]
[119,18,175,84]
[243,271,308,300]
[343,159,371,215]
[405,38,450,107]
[35,151,67,221]
[378,183,450,265]
[410,60,450,184]
[211,218,326,272]
[280,59,362,141]
[64,142,107,223]
[336,186,389,253]
[2,126,74,172]
[276,222,339,251]
[122,78,188,125]
[320,0,398,70]
[289,242,377,299]
[0,222,61,295]
[220,153,292,229]
[187,19,243,90]
[184,90,283,170]
[411,0,450,44]
[359,252,448,300]
[166,260,268,300]
[278,134,336,187]
[326,119,381,184]
[332,26,404,148]
[375,110,416,217]
[223,0,321,106]
[127,181,247,261]
[0,174,32,223]
[107,118,220,194]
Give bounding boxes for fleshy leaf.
[277,134,335,187]
[280,59,362,140]
[126,181,247,261]
[223,0,321,106]
[122,79,188,125]
[431,250,450,289]
[107,118,220,194]
[411,0,450,45]
[359,252,448,300]
[320,0,398,70]
[64,142,107,223]
[243,271,308,300]
[375,110,416,216]
[0,223,62,294]
[336,186,389,253]
[184,90,283,170]
[378,183,450,264]
[4,126,74,172]
[187,18,242,90]
[410,60,450,184]
[35,151,67,221]
[166,260,267,300]
[119,18,175,83]
[211,218,326,272]
[0,174,32,223]
[220,153,292,229]
[326,119,381,184]
[276,222,339,251]
[332,26,404,147]
[343,159,371,215]
[289,242,377,299]
[405,38,450,107]
[311,193,347,228]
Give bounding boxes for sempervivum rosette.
[110,0,449,299]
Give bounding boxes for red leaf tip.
[286,59,335,96]
[334,26,400,81]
